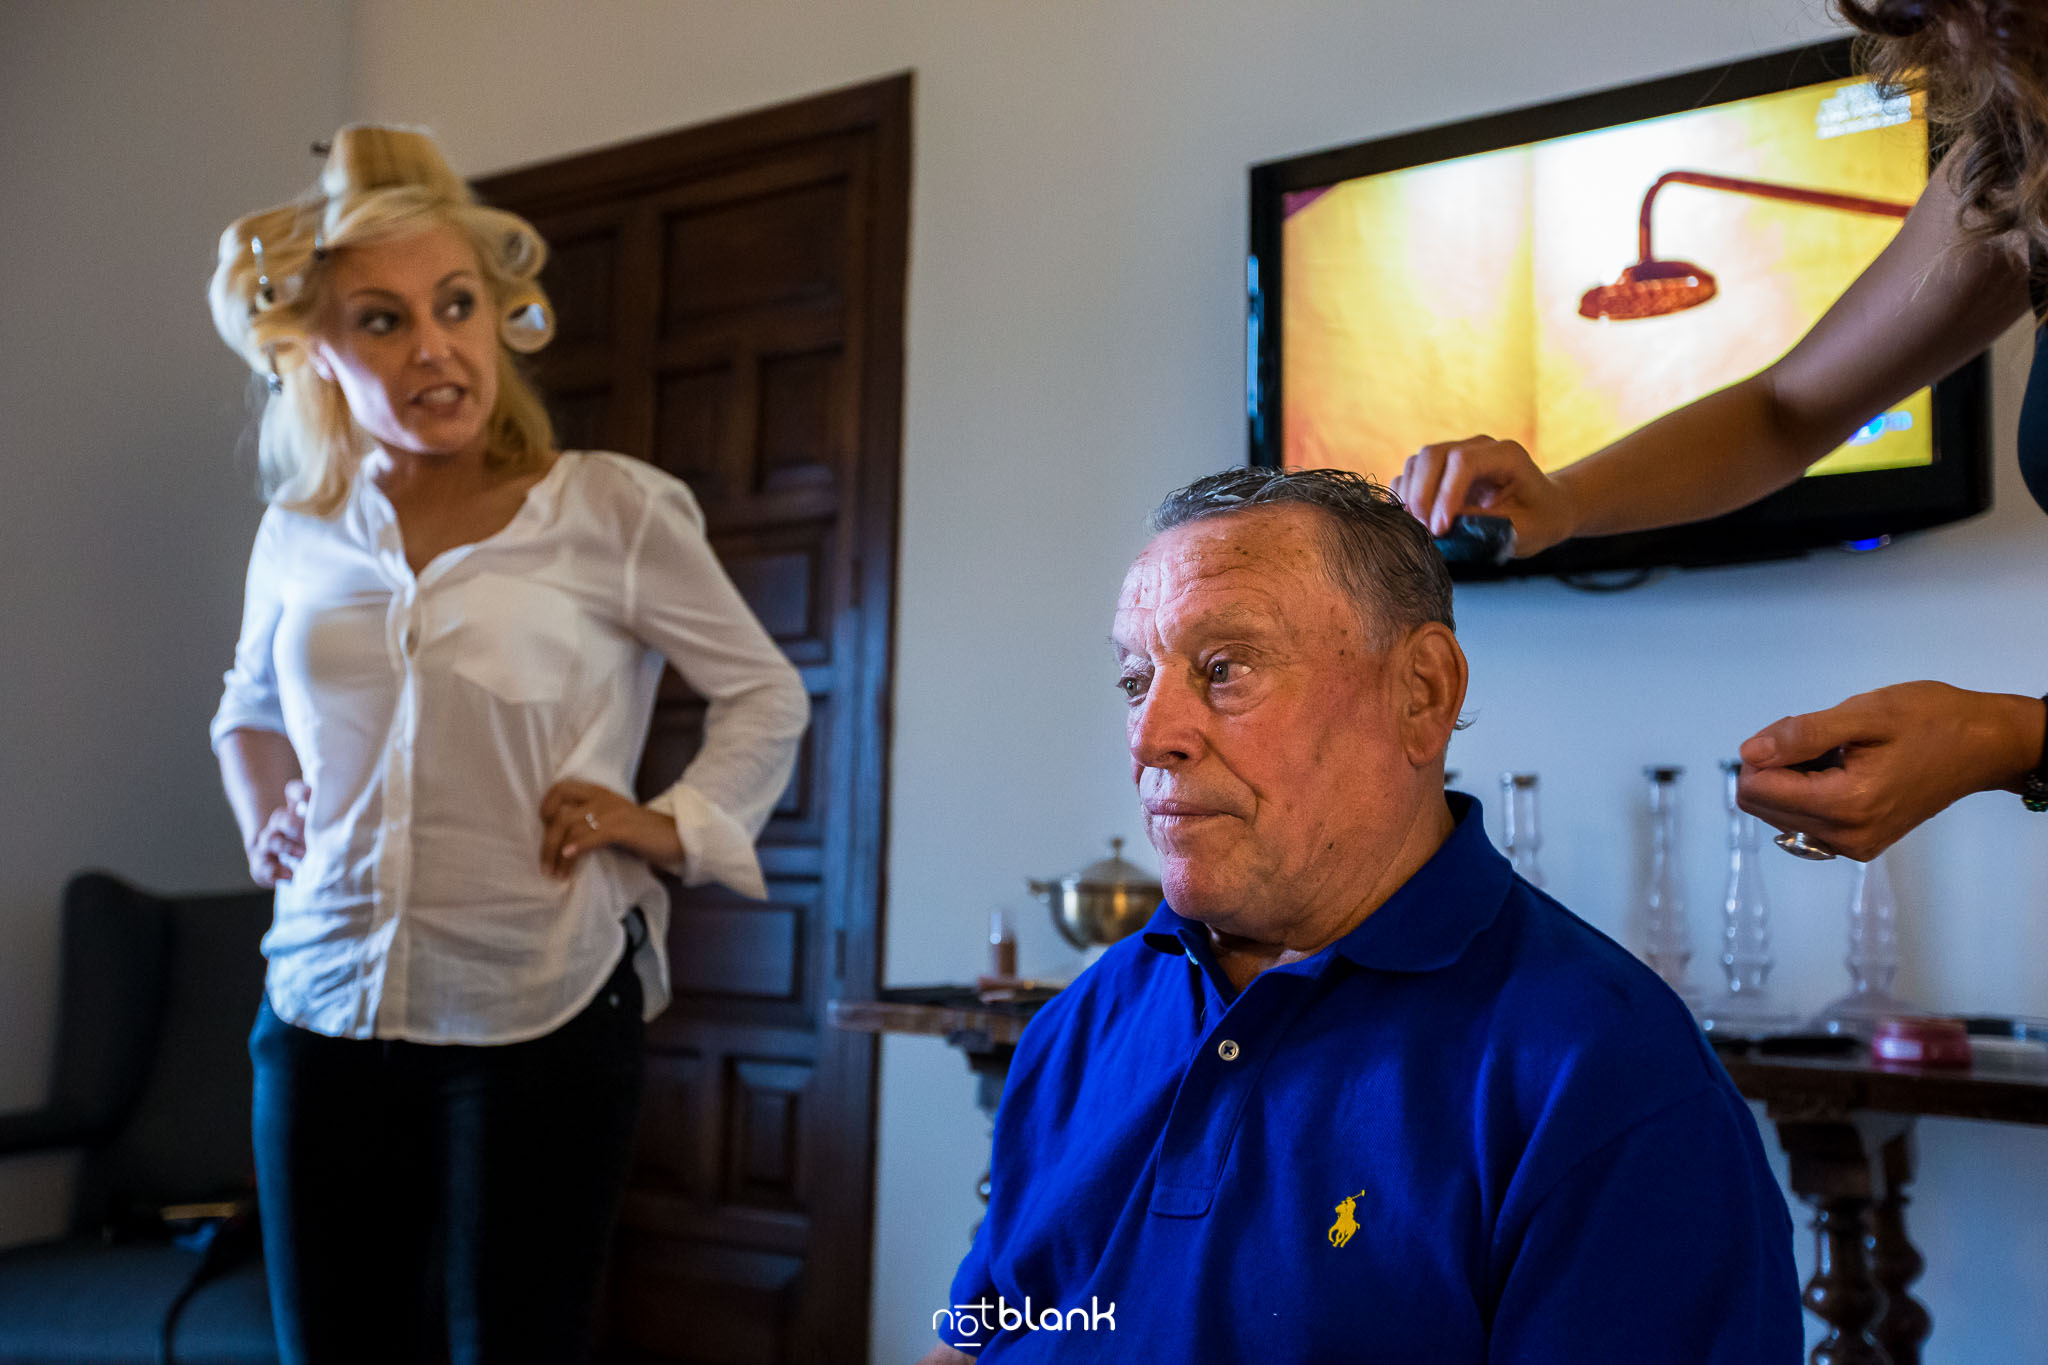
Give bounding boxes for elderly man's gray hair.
[1150,467,1455,643]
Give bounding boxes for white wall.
[0,0,353,1243]
[11,0,2044,1358]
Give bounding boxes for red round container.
[1870,1016,1972,1069]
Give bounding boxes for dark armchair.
[0,872,277,1364]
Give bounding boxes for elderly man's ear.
[1395,623,1469,767]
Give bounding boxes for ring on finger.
[1774,830,1837,861]
[584,810,601,832]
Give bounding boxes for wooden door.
[476,75,908,1364]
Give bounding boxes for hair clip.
[251,236,276,308]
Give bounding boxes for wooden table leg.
[953,1035,1017,1232]
[1806,1197,1889,1365]
[1772,1114,1913,1365]
[1870,1127,1930,1365]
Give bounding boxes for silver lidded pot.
[1030,838,1164,950]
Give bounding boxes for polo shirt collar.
[1139,792,1510,975]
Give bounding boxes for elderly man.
[921,468,1800,1363]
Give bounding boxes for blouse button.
[1217,1038,1241,1062]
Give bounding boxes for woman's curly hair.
[208,125,558,517]
[1837,0,2048,267]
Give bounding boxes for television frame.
[1247,38,1991,581]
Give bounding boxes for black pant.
[249,935,645,1364]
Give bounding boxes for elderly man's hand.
[1735,681,2045,861]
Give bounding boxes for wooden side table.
[833,988,2048,1364]
[1716,1048,2048,1365]
[831,989,1035,1207]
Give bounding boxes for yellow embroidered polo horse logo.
[1327,1190,1365,1248]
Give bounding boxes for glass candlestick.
[1501,772,1544,889]
[1698,760,1796,1036]
[1641,766,1700,1008]
[1814,852,1915,1037]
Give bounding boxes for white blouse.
[211,450,809,1044]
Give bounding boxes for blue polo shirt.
[944,795,1800,1362]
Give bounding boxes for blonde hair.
[208,125,557,516]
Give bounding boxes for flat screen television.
[1247,39,1991,581]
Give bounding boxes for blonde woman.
[208,126,809,1363]
[1395,0,2048,861]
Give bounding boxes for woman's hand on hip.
[1735,682,2045,861]
[1390,436,1578,558]
[249,779,310,887]
[540,780,686,877]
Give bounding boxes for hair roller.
[501,297,554,353]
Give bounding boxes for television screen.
[1248,40,1990,579]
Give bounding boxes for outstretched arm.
[1393,151,2028,555]
[1736,682,2047,860]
